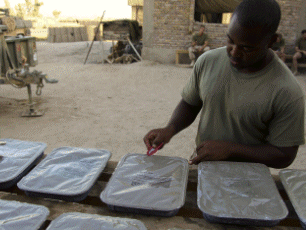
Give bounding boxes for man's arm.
[143,99,202,149]
[280,46,285,53]
[190,140,298,169]
[191,34,197,47]
[199,41,209,51]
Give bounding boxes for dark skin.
[143,15,299,169]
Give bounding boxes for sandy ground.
[1,41,306,175]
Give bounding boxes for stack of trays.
[197,161,288,226]
[46,212,147,230]
[100,153,189,217]
[17,146,112,202]
[279,169,306,229]
[0,138,46,189]
[0,199,49,230]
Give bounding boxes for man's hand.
[189,140,299,168]
[189,140,232,165]
[143,127,175,150]
[144,100,202,151]
[303,51,306,55]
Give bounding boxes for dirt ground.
[1,41,306,175]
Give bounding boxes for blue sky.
[2,0,131,19]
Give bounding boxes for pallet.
[0,160,303,230]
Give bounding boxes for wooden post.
[84,11,105,65]
[126,36,142,61]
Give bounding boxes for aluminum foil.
[46,212,147,230]
[0,138,46,185]
[197,161,288,226]
[100,153,189,214]
[17,146,111,197]
[0,199,49,230]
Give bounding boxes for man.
[188,25,210,67]
[143,0,305,169]
[271,33,286,62]
[292,30,306,75]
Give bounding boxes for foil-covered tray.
[100,153,189,217]
[17,146,111,202]
[46,212,147,230]
[0,199,49,230]
[0,138,46,189]
[198,161,288,226]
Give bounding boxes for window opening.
[194,0,241,24]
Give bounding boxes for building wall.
[129,0,144,26]
[132,6,143,26]
[143,0,305,64]
[278,0,305,53]
[297,0,306,43]
[128,0,143,6]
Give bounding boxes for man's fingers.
[144,130,164,149]
[196,143,205,152]
[189,154,204,165]
[148,131,162,148]
[144,128,172,151]
[144,130,156,150]
[152,134,164,148]
[189,150,208,165]
[144,139,151,150]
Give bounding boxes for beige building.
[142,0,306,64]
[128,0,143,26]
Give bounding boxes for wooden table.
[0,161,303,230]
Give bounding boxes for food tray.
[0,138,46,189]
[279,169,306,229]
[197,161,288,226]
[100,153,189,217]
[46,212,147,230]
[0,199,49,230]
[17,146,111,202]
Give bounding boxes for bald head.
[233,0,281,36]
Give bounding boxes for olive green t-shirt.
[192,33,209,46]
[296,37,306,51]
[181,47,305,147]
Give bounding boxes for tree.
[4,0,15,16]
[15,3,26,18]
[24,0,33,16]
[14,0,44,18]
[32,0,43,17]
[52,10,61,18]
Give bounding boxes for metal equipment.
[0,24,58,117]
[0,8,32,37]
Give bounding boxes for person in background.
[292,30,306,75]
[143,0,305,169]
[271,33,286,62]
[188,25,210,67]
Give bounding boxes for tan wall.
[278,0,305,53]
[297,0,306,43]
[143,0,305,63]
[128,0,143,6]
[47,26,98,43]
[132,6,143,25]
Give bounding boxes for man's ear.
[268,33,278,48]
